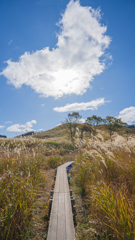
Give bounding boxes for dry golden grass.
[1,124,135,240]
[0,137,73,240]
[71,128,135,239]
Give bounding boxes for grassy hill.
[33,123,135,142]
[33,124,70,140]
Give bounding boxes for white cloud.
[6,120,37,132]
[41,104,44,107]
[1,1,111,99]
[118,106,135,125]
[53,98,109,112]
[0,125,4,129]
[79,118,86,123]
[39,128,43,131]
[8,39,13,45]
[5,121,12,124]
[56,123,62,126]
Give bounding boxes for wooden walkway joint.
[47,161,75,240]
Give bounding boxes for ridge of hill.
[14,122,135,142]
[33,123,135,140]
[33,124,69,140]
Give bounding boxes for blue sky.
[0,0,135,137]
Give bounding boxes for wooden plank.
[57,192,66,239]
[65,192,75,240]
[47,213,57,240]
[64,167,69,193]
[47,193,59,240]
[59,166,65,193]
[54,167,60,192]
[65,161,74,167]
[51,192,59,214]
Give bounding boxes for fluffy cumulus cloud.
[118,106,135,125]
[6,120,37,132]
[0,1,111,99]
[53,98,109,112]
[0,125,4,129]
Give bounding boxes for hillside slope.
[33,123,135,142]
[33,124,69,140]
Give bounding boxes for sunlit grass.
[0,138,72,240]
[91,183,135,239]
[0,156,46,239]
[72,130,135,239]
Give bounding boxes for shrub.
[48,156,62,168]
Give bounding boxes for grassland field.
[0,123,135,239]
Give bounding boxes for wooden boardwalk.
[47,161,75,240]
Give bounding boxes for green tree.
[86,115,103,139]
[80,124,92,140]
[105,116,127,141]
[65,112,82,143]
